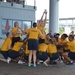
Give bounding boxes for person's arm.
[18,27,25,33]
[8,44,11,50]
[38,11,45,26]
[43,10,47,27]
[8,40,12,50]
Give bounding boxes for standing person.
[11,22,22,47]
[25,22,43,67]
[0,32,12,63]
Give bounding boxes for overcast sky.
[27,0,75,20]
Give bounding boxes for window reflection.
[2,19,32,37]
[2,19,12,34]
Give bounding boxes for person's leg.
[19,50,25,60]
[33,50,37,65]
[24,54,29,62]
[28,50,33,66]
[44,57,50,63]
[1,51,9,59]
[57,48,63,61]
[62,52,73,63]
[32,40,38,67]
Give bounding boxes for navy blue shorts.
[28,39,38,50]
[9,51,20,59]
[48,53,59,60]
[37,52,48,61]
[68,52,75,60]
[24,54,29,60]
[1,51,9,59]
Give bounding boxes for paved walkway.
[0,61,75,75]
[0,39,75,75]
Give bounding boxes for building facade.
[0,1,36,38]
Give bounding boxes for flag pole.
[34,0,36,9]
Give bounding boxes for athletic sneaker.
[33,64,36,67]
[28,64,32,67]
[37,60,43,65]
[18,60,25,64]
[43,62,48,66]
[7,57,11,64]
[66,62,74,65]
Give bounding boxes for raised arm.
[38,10,45,25]
[43,10,47,27]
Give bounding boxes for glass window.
[60,20,67,25]
[67,20,72,25]
[1,19,32,38]
[2,19,12,35]
[22,21,32,30]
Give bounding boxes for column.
[49,0,59,33]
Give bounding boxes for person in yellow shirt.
[47,39,59,61]
[37,10,47,44]
[57,34,69,61]
[58,34,69,52]
[8,40,25,64]
[38,29,47,44]
[0,32,12,61]
[9,41,23,59]
[54,33,60,42]
[37,39,49,66]
[25,22,43,67]
[62,35,75,65]
[11,22,22,47]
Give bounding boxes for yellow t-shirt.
[26,28,42,40]
[37,25,45,30]
[67,40,75,52]
[12,42,23,52]
[12,27,22,37]
[47,44,57,54]
[58,38,69,50]
[38,43,48,52]
[1,38,12,51]
[25,42,30,55]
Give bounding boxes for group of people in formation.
[0,10,75,67]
